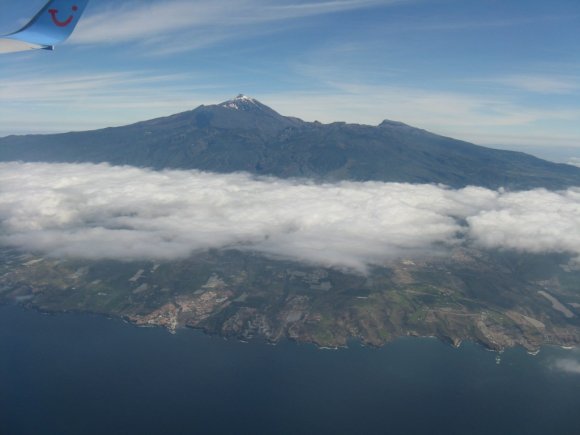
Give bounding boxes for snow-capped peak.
[234,94,255,102]
[220,94,259,110]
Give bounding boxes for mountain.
[3,96,580,353]
[1,94,579,189]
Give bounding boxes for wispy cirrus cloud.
[0,70,206,105]
[2,66,580,147]
[397,14,577,33]
[261,57,580,146]
[73,0,401,50]
[478,74,580,95]
[261,84,580,140]
[0,69,228,134]
[4,68,576,128]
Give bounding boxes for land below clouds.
[1,163,580,352]
[2,246,580,353]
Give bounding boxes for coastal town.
[2,246,580,353]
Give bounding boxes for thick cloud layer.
[0,162,579,271]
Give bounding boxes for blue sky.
[1,0,579,159]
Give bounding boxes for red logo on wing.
[49,5,78,27]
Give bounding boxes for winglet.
[0,0,89,52]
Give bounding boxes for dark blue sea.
[1,304,580,435]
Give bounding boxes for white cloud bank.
[1,163,580,271]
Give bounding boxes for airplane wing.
[0,0,89,54]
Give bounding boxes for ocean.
[1,305,579,435]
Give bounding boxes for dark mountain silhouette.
[1,94,579,189]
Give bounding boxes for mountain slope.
[1,95,579,189]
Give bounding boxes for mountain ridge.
[1,95,579,190]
